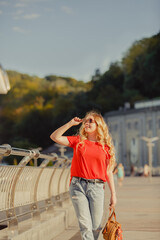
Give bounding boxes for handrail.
[0,144,58,163]
[0,144,72,232]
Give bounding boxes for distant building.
[0,65,10,94]
[104,99,160,174]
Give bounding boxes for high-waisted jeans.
[69,177,105,240]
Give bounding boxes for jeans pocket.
[71,177,79,185]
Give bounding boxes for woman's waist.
[72,176,104,184]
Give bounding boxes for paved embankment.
[53,177,160,240]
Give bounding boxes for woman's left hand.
[109,193,117,210]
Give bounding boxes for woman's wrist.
[68,120,75,127]
[111,191,116,196]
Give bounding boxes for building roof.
[104,103,160,118]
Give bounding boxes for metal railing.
[0,144,71,231]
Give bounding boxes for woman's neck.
[87,133,97,142]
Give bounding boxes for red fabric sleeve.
[67,136,80,148]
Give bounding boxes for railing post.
[6,151,36,232]
[32,153,58,218]
[58,158,71,202]
[0,144,12,163]
[65,161,71,192]
[0,145,18,234]
[47,158,66,211]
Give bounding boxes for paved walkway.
[53,177,160,240]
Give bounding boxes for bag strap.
[102,208,118,234]
[108,208,116,222]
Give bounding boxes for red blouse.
[67,136,110,182]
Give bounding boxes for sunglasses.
[83,118,96,124]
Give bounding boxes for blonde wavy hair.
[78,111,115,169]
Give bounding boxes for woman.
[50,111,117,240]
[117,163,125,187]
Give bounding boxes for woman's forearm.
[50,117,82,145]
[107,170,116,195]
[50,121,73,141]
[107,169,117,208]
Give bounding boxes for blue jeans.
[69,177,104,240]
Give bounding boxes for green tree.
[88,62,124,113]
[122,32,160,98]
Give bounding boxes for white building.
[104,99,160,175]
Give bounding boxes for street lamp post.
[141,136,159,181]
[55,144,67,157]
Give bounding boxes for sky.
[0,0,160,82]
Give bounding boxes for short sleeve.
[67,136,80,148]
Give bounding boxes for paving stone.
[52,177,160,240]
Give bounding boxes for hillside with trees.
[88,32,160,112]
[0,72,90,149]
[0,32,159,162]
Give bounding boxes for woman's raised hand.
[50,117,82,146]
[71,117,83,126]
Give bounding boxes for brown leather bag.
[102,209,123,240]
